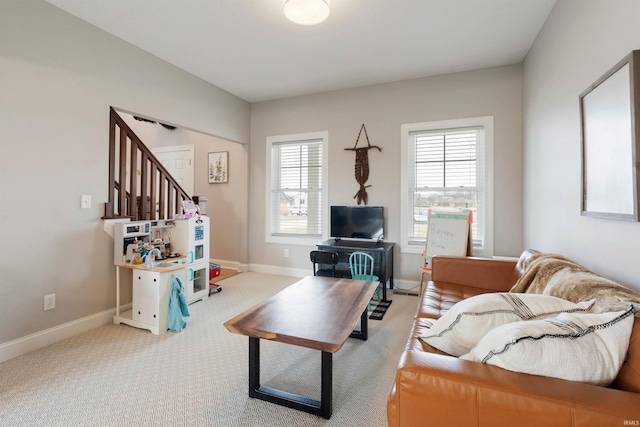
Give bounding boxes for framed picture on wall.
[208,151,229,183]
[580,50,640,221]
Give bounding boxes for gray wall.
[249,65,524,283]
[523,0,640,291]
[0,0,250,345]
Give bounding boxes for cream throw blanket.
[510,253,640,317]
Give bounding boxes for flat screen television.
[330,206,384,241]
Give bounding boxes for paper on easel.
[423,210,472,268]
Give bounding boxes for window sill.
[401,243,490,258]
[266,235,326,246]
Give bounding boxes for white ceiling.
[44,0,557,103]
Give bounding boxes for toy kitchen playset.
[112,201,211,335]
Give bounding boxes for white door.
[152,145,195,195]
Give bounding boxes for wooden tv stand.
[316,239,394,301]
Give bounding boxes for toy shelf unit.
[170,215,210,304]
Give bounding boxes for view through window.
[401,117,493,256]
[266,132,328,244]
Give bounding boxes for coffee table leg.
[349,308,368,340]
[321,350,332,418]
[249,336,260,396]
[248,336,333,419]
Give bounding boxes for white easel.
[418,210,473,297]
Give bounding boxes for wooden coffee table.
[223,276,379,419]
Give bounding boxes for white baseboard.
[392,280,420,296]
[392,278,420,294]
[210,259,254,273]
[0,304,131,363]
[210,258,243,271]
[248,263,311,278]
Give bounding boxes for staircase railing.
[103,107,190,221]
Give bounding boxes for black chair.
[309,250,340,277]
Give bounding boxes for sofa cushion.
[406,317,451,354]
[419,280,496,320]
[462,306,635,386]
[418,293,595,357]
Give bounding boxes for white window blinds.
[408,126,485,248]
[270,138,323,238]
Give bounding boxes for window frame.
[265,131,329,245]
[400,117,494,257]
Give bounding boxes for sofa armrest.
[431,256,517,292]
[388,351,640,427]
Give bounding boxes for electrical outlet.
[80,195,91,209]
[284,249,289,258]
[44,294,56,311]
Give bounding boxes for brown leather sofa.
[387,250,640,426]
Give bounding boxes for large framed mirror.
[580,50,640,221]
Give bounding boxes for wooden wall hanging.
[344,124,381,205]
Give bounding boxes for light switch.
[80,195,91,209]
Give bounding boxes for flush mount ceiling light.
[283,0,330,25]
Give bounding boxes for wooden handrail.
[103,107,190,220]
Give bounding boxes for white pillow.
[418,293,595,356]
[461,306,635,386]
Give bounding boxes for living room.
[3,0,640,423]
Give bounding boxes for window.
[266,131,328,245]
[400,117,493,257]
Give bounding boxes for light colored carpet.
[0,273,417,426]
